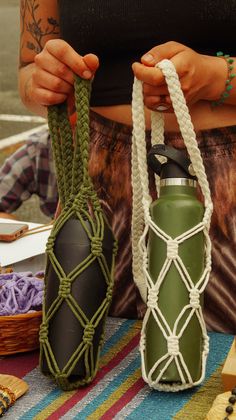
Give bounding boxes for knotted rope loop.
[55,373,67,380]
[45,236,55,253]
[167,335,180,356]
[55,374,68,389]
[83,324,95,346]
[106,285,113,301]
[140,334,146,351]
[203,335,210,354]
[167,240,179,260]
[72,196,84,210]
[91,237,103,257]
[112,239,118,257]
[39,323,49,344]
[58,277,71,299]
[147,288,159,309]
[189,288,201,309]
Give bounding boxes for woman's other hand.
[132,41,226,111]
[30,39,99,107]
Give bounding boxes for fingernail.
[142,53,155,63]
[82,70,92,79]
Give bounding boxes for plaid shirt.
[0,128,58,218]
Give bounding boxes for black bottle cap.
[147,144,196,180]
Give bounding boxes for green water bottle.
[145,144,205,384]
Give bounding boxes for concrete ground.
[0,0,49,223]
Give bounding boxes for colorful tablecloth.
[0,318,233,419]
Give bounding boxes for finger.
[132,62,165,85]
[143,82,169,96]
[141,41,186,66]
[32,67,73,94]
[144,95,169,108]
[144,95,173,113]
[34,51,75,85]
[83,53,99,72]
[144,95,162,109]
[45,39,98,79]
[31,87,67,106]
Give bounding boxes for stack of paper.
[0,218,52,273]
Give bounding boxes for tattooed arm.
[19,0,99,117]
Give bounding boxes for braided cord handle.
[132,59,213,300]
[156,60,213,218]
[47,77,98,208]
[48,102,74,208]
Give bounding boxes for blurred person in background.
[0,127,57,220]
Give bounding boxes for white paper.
[0,218,52,266]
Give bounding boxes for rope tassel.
[131,60,213,391]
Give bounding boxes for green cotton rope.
[39,77,117,391]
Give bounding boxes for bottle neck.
[159,178,197,197]
[160,178,197,188]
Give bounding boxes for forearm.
[18,63,48,118]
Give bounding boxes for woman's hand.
[30,39,99,107]
[132,41,226,111]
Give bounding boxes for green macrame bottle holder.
[39,77,117,391]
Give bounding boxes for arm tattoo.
[20,0,59,58]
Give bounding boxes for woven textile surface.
[0,318,233,419]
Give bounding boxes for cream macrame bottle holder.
[131,59,213,391]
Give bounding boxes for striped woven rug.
[0,318,233,419]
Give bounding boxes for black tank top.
[58,0,236,106]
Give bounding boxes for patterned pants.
[88,110,236,333]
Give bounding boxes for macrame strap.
[131,59,213,391]
[40,77,117,390]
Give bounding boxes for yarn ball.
[0,271,44,315]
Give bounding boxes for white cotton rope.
[131,59,213,391]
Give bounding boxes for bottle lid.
[147,145,197,180]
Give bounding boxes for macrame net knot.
[72,196,84,211]
[39,323,49,344]
[100,331,105,344]
[55,373,68,388]
[83,324,95,346]
[189,288,201,309]
[58,277,71,299]
[91,237,103,257]
[92,199,102,212]
[45,236,55,253]
[140,334,146,351]
[147,288,159,309]
[55,373,67,380]
[106,285,113,301]
[167,335,180,356]
[204,336,210,353]
[167,240,178,260]
[112,239,119,256]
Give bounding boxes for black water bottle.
[41,215,114,385]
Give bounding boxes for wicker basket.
[0,311,42,356]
